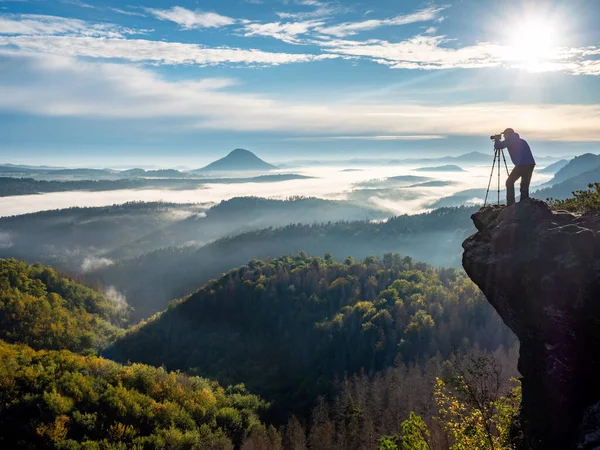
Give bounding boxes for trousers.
[506,164,535,206]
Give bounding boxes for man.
[494,128,536,206]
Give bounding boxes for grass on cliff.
[548,182,600,213]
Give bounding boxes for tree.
[283,416,307,450]
[433,353,521,450]
[548,182,600,212]
[401,412,432,450]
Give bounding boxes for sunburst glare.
[506,17,563,72]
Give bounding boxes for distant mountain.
[535,165,600,200]
[356,175,431,188]
[410,180,456,187]
[539,159,569,174]
[49,168,116,177]
[145,169,185,178]
[548,154,600,185]
[195,149,276,172]
[429,161,600,209]
[118,168,146,177]
[388,151,492,166]
[447,151,491,164]
[415,165,465,172]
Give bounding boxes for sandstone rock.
[463,198,600,450]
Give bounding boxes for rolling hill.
[196,149,277,172]
[104,254,515,421]
[415,165,465,172]
[89,205,477,320]
[0,197,388,281]
[0,258,126,352]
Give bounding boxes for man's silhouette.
[494,128,536,206]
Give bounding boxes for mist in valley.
[0,153,577,323]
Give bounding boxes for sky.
[0,0,599,165]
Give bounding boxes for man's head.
[503,128,516,138]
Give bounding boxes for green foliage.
[433,353,521,450]
[0,258,126,353]
[548,182,600,212]
[107,254,515,421]
[401,413,432,450]
[378,436,399,450]
[0,340,266,449]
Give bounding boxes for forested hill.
[105,253,516,421]
[0,258,126,353]
[0,340,267,449]
[0,197,387,272]
[92,206,478,321]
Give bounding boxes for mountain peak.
[228,148,254,156]
[197,149,276,172]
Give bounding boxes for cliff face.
[462,199,600,450]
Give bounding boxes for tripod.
[484,144,510,207]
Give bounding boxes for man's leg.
[520,164,535,201]
[506,166,523,206]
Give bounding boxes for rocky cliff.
[462,199,600,450]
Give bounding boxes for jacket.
[494,133,535,165]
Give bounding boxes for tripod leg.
[501,149,510,176]
[484,150,497,207]
[498,151,500,205]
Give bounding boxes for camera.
[490,134,502,141]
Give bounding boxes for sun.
[506,17,561,71]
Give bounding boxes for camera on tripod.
[490,134,503,141]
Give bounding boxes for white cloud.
[243,19,325,44]
[318,35,600,75]
[0,231,13,248]
[1,51,599,142]
[0,14,138,37]
[81,256,113,272]
[0,36,337,65]
[145,6,235,29]
[109,7,147,18]
[104,286,128,311]
[61,0,95,9]
[317,6,445,37]
[242,6,444,46]
[277,0,338,20]
[283,135,447,141]
[321,35,504,70]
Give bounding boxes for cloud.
[109,7,147,18]
[0,14,138,37]
[283,135,447,141]
[243,19,325,44]
[241,6,444,45]
[321,35,504,70]
[145,6,235,29]
[81,255,113,272]
[0,36,337,66]
[1,51,599,141]
[0,231,13,248]
[61,0,95,9]
[277,0,338,20]
[103,286,128,311]
[319,35,600,75]
[317,6,445,37]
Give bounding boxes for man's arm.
[494,139,508,150]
